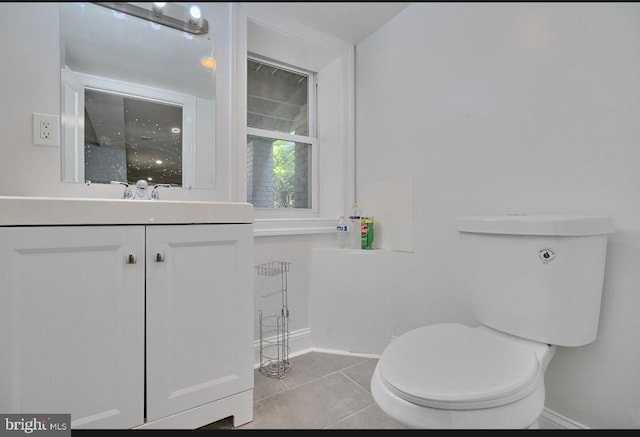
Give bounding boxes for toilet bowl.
[370,323,556,429]
[370,215,612,429]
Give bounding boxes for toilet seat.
[378,323,541,410]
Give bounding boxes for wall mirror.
[60,2,216,189]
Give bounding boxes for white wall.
[309,248,413,355]
[355,2,640,429]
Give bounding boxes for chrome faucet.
[110,181,134,199]
[111,180,171,200]
[150,183,171,200]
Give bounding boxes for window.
[238,7,355,234]
[246,57,317,210]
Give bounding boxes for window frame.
[234,4,355,236]
[246,54,320,217]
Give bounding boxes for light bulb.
[189,5,201,20]
[152,2,165,14]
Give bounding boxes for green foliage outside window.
[272,140,295,208]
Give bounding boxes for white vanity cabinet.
[0,217,254,429]
[144,224,254,427]
[0,226,145,428]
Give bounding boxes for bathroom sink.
[0,196,254,226]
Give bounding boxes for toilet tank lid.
[456,214,613,236]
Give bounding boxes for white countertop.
[0,196,254,226]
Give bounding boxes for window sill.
[253,217,336,237]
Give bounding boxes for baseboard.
[310,346,382,360]
[253,328,387,368]
[539,407,588,429]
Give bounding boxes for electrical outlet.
[40,119,52,139]
[33,113,60,147]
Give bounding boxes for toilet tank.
[456,214,613,347]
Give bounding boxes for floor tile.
[341,358,378,393]
[279,352,367,389]
[238,371,374,429]
[203,351,562,430]
[328,404,409,429]
[253,368,289,401]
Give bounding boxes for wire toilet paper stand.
[256,261,291,378]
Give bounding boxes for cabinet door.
[0,226,145,429]
[145,224,253,422]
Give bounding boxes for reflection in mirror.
[60,2,216,189]
[84,89,183,185]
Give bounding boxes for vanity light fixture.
[95,2,209,35]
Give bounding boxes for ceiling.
[242,2,411,44]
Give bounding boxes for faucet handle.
[135,179,148,190]
[133,179,151,199]
[150,184,172,200]
[110,181,133,199]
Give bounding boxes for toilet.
[371,214,613,429]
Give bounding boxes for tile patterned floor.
[200,351,560,430]
[201,351,407,430]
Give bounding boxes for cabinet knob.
[155,253,165,263]
[126,254,137,264]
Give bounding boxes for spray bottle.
[348,202,362,249]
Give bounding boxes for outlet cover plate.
[33,113,60,147]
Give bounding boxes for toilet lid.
[378,323,540,410]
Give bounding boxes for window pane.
[247,134,311,209]
[247,59,308,136]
